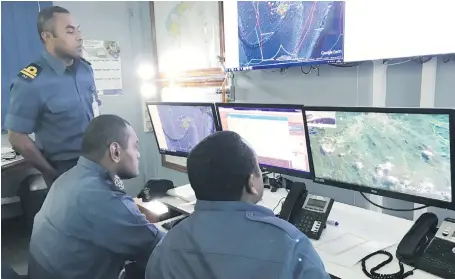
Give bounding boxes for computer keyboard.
[161,215,188,230]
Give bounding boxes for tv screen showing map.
[147,103,218,157]
[224,1,345,72]
[306,110,453,203]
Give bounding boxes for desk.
[134,198,162,223]
[1,156,31,219]
[147,188,441,279]
[1,156,26,170]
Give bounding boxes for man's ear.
[109,142,121,163]
[246,174,259,196]
[41,31,53,42]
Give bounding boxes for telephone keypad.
[418,238,455,278]
[295,211,326,240]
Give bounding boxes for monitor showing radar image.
[147,102,218,157]
[230,1,345,71]
[306,109,453,206]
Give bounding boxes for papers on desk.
[167,184,196,202]
[182,200,197,206]
[314,227,396,267]
[1,147,16,161]
[141,200,169,215]
[1,147,14,154]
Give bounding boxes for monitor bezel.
[146,101,219,158]
[304,106,455,210]
[215,102,314,179]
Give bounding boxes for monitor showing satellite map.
[147,103,217,157]
[224,1,345,71]
[306,110,453,203]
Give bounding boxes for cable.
[413,56,433,64]
[279,67,288,74]
[360,192,429,212]
[361,250,416,279]
[374,59,413,67]
[328,62,362,68]
[273,196,287,213]
[300,66,312,74]
[442,55,453,63]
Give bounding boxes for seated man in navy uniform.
[146,131,330,279]
[28,115,164,279]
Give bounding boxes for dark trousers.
[125,262,146,279]
[43,158,78,188]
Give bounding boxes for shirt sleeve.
[85,193,165,269]
[285,236,331,279]
[4,80,41,134]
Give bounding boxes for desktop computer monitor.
[216,103,313,178]
[146,102,218,157]
[305,107,455,209]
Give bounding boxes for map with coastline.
[237,1,345,68]
[157,105,216,153]
[307,111,452,202]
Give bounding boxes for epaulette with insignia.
[17,63,42,81]
[80,57,92,65]
[107,173,125,192]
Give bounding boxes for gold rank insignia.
[18,63,42,81]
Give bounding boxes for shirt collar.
[41,50,77,76]
[195,200,275,216]
[77,156,106,175]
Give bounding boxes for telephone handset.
[396,212,438,264]
[279,182,308,221]
[279,182,334,240]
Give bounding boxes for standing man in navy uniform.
[146,131,331,279]
[28,115,164,279]
[4,6,100,186]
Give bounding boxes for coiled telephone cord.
[361,250,416,279]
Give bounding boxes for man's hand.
[8,131,57,178]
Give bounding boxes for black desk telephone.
[397,213,455,279]
[279,182,334,240]
[137,179,174,202]
[362,212,455,279]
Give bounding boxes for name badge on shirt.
[92,95,100,117]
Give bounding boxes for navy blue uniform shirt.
[4,51,100,161]
[146,200,331,279]
[29,157,164,279]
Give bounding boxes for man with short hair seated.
[28,115,164,279]
[146,131,330,279]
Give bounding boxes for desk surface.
[151,188,441,279]
[1,156,25,170]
